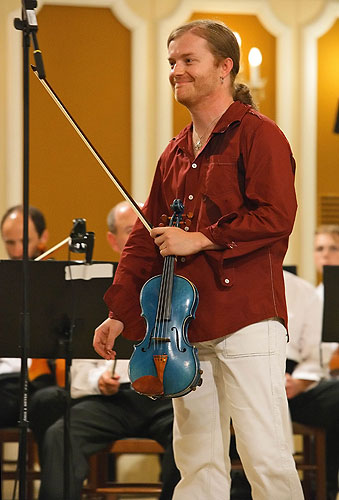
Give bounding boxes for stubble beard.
[173,85,195,108]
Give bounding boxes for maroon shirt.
[105,101,297,343]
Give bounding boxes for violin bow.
[34,237,70,261]
[31,65,152,234]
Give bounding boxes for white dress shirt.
[0,358,22,375]
[70,358,130,398]
[284,271,324,384]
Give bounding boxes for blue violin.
[129,199,203,398]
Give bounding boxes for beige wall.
[1,0,336,284]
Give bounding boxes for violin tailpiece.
[153,354,167,383]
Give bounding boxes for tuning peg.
[160,214,169,225]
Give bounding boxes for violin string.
[155,210,178,350]
[160,256,171,344]
[155,255,168,347]
[164,255,175,345]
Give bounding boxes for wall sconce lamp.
[248,46,266,104]
[232,30,266,104]
[248,47,265,89]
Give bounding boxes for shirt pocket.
[203,158,239,199]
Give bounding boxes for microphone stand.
[13,2,45,499]
[62,220,95,499]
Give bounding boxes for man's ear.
[38,229,49,250]
[221,57,233,78]
[107,231,119,253]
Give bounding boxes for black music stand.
[322,265,339,343]
[0,260,134,499]
[0,260,134,359]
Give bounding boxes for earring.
[220,76,224,84]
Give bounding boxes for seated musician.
[0,205,64,431]
[37,201,180,500]
[314,224,339,376]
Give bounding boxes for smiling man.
[94,20,303,500]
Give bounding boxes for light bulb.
[248,47,262,67]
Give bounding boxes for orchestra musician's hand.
[151,226,222,257]
[285,373,314,399]
[98,369,121,396]
[93,318,124,360]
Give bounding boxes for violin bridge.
[152,337,170,342]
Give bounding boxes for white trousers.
[172,320,304,500]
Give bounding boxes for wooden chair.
[83,438,164,500]
[292,421,326,500]
[0,427,40,500]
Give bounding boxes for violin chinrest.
[131,375,164,397]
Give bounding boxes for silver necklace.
[192,114,223,152]
[192,102,234,153]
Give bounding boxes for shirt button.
[180,257,186,262]
[188,194,194,200]
[224,278,230,284]
[184,226,189,231]
[192,163,197,169]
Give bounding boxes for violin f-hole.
[171,326,187,352]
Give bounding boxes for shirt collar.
[172,101,252,153]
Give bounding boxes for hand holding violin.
[93,318,124,360]
[151,226,221,257]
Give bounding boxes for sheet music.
[65,263,114,281]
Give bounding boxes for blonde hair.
[315,224,339,242]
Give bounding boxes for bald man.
[1,205,48,260]
[0,205,48,427]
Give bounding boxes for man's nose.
[171,62,184,76]
[12,243,23,259]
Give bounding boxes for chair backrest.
[84,437,164,499]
